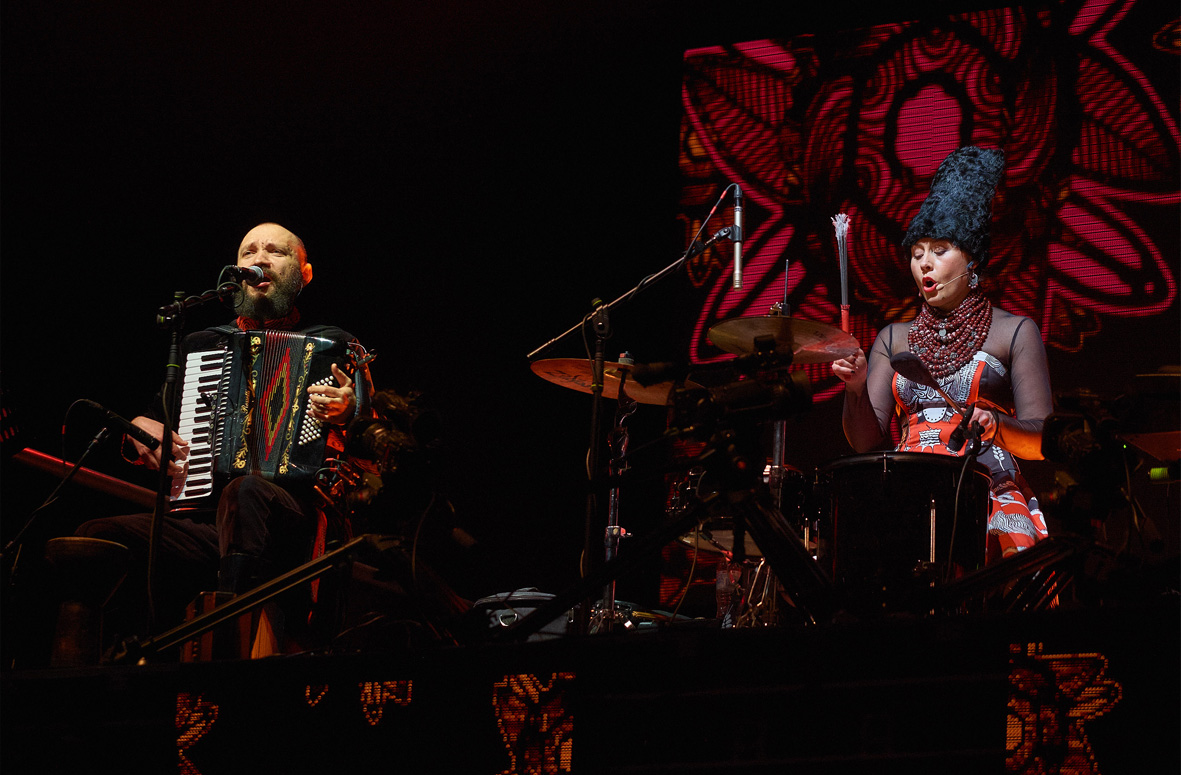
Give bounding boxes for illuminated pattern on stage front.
[176,692,219,775]
[678,0,1179,400]
[492,672,576,775]
[1007,642,1123,774]
[358,680,413,726]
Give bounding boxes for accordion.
[171,329,351,505]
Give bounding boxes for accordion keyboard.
[173,346,230,503]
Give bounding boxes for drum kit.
[530,311,994,626]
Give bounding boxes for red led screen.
[677,0,1179,402]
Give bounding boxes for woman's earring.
[969,271,979,289]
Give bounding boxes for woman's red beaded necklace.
[907,289,992,379]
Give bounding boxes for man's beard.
[236,271,302,321]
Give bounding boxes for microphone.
[935,270,971,290]
[946,402,976,453]
[81,400,161,451]
[732,186,744,290]
[223,265,266,286]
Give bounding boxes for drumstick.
[831,213,851,334]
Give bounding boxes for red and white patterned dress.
[845,306,1053,564]
[892,348,1049,562]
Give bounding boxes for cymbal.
[678,519,764,558]
[530,359,685,406]
[707,316,859,364]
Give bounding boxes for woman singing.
[832,146,1052,562]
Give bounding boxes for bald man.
[76,222,370,653]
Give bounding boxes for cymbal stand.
[592,372,637,634]
[747,282,794,625]
[766,258,794,513]
[573,302,611,636]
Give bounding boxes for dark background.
[3,0,1176,612]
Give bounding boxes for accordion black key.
[172,329,350,505]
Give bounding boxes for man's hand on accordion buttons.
[307,362,356,425]
[128,416,190,476]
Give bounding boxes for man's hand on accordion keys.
[126,416,190,476]
[306,362,356,425]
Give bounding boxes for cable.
[946,450,978,585]
[409,491,440,589]
[668,522,700,620]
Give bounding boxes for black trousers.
[75,475,315,638]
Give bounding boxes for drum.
[813,452,990,613]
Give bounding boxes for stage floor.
[3,601,1176,774]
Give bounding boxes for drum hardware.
[1041,385,1176,551]
[731,557,781,628]
[934,535,1097,614]
[594,372,639,634]
[656,351,818,627]
[679,519,763,558]
[487,477,834,642]
[490,402,836,642]
[706,302,828,560]
[523,200,748,634]
[581,598,672,633]
[530,347,668,634]
[520,202,849,637]
[754,303,799,515]
[655,360,828,621]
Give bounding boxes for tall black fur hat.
[901,146,1004,271]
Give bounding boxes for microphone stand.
[527,231,734,637]
[144,282,240,633]
[1,429,112,564]
[525,225,733,362]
